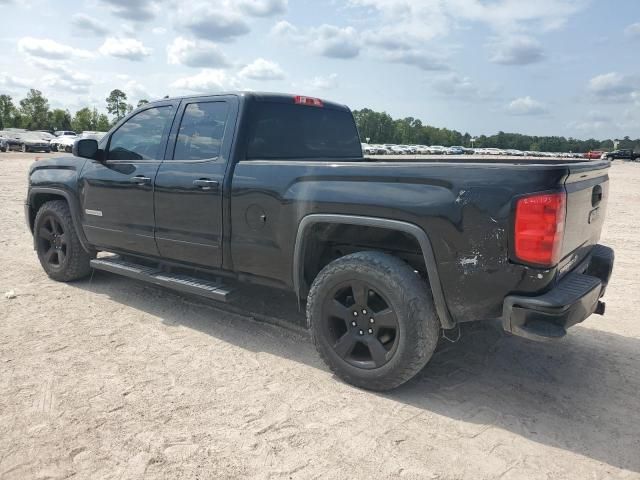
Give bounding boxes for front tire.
[308,251,440,391]
[34,200,92,282]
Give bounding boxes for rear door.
[558,161,610,275]
[153,95,238,268]
[79,102,177,255]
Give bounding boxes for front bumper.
[502,244,614,340]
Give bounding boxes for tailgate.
[558,161,610,276]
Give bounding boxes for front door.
[154,96,236,268]
[79,103,177,256]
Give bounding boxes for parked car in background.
[361,143,376,155]
[16,132,51,153]
[79,131,107,141]
[484,148,504,155]
[56,135,77,153]
[446,146,465,155]
[584,150,605,160]
[505,149,525,156]
[0,134,22,152]
[54,130,77,137]
[605,149,640,161]
[51,132,78,152]
[428,145,447,154]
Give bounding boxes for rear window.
[246,102,362,160]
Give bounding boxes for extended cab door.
[153,96,238,268]
[79,102,177,255]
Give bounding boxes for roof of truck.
[147,91,351,112]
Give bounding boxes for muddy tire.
[308,251,441,391]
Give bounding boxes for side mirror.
[73,138,99,160]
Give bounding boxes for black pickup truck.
[25,92,614,390]
[605,149,640,161]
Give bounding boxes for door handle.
[193,179,219,190]
[130,176,151,185]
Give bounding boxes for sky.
[0,0,639,140]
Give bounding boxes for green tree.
[72,107,94,132]
[19,89,50,130]
[137,99,149,108]
[48,109,72,131]
[0,94,16,129]
[96,113,111,131]
[106,89,128,120]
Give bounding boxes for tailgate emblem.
[85,209,103,217]
[588,207,600,224]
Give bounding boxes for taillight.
[514,191,566,267]
[294,95,323,107]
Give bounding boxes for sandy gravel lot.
[1,152,639,479]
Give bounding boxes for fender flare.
[293,214,454,329]
[28,187,93,254]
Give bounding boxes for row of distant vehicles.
[361,143,637,160]
[0,129,106,153]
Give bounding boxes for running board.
[90,257,232,302]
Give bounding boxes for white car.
[57,135,77,153]
[389,145,406,155]
[484,148,504,155]
[428,145,447,155]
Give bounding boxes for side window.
[107,106,174,161]
[172,102,229,161]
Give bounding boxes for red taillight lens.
[514,192,566,266]
[294,95,323,107]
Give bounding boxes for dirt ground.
[1,152,639,480]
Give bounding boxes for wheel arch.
[293,214,454,329]
[28,188,93,253]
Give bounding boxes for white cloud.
[383,49,447,70]
[71,14,109,36]
[152,27,167,35]
[177,4,250,42]
[489,36,544,65]
[346,0,585,66]
[308,25,361,59]
[167,37,229,68]
[0,74,33,90]
[42,72,93,93]
[238,58,285,80]
[237,0,287,17]
[171,69,240,93]
[100,0,161,22]
[270,20,297,37]
[99,37,152,61]
[308,73,339,90]
[350,0,585,35]
[624,22,640,38]
[588,72,640,102]
[507,96,548,115]
[432,73,478,98]
[18,37,94,60]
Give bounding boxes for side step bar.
[90,257,232,302]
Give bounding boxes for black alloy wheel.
[37,215,68,270]
[322,280,400,369]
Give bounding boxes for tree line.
[353,108,639,153]
[0,89,149,134]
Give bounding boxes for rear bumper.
[502,244,614,340]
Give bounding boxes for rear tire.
[34,200,92,282]
[308,251,440,391]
